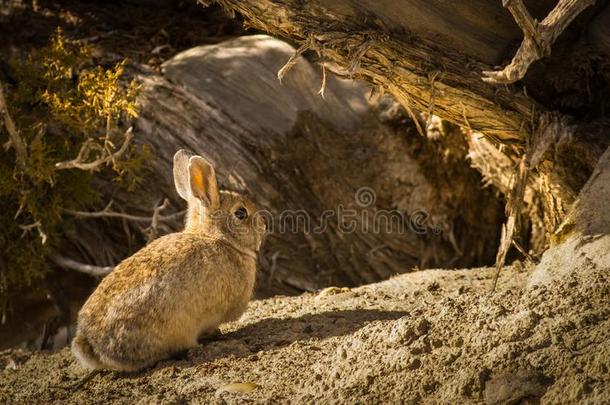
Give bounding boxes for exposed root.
[491,112,573,291]
[317,62,327,99]
[491,155,529,292]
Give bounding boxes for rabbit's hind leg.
[71,334,106,370]
[71,332,155,372]
[94,351,154,372]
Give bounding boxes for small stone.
[216,382,258,395]
[443,351,459,365]
[386,318,417,346]
[416,319,431,336]
[427,281,441,292]
[408,358,422,370]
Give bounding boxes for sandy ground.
[1,263,608,404]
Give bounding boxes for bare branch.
[49,253,113,277]
[0,82,27,168]
[62,200,185,223]
[74,30,117,45]
[503,0,539,39]
[143,198,171,243]
[483,0,596,84]
[19,221,48,245]
[55,127,134,171]
[278,34,315,82]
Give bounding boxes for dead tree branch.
[0,82,27,168]
[483,0,596,84]
[142,198,171,243]
[49,254,113,277]
[55,127,134,171]
[62,200,184,223]
[19,221,48,245]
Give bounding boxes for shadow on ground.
[152,309,406,371]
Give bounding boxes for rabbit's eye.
[234,207,248,220]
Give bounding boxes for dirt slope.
[1,263,608,404]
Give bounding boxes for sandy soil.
[1,263,608,404]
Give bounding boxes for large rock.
[529,145,610,287]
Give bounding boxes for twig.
[318,62,327,99]
[49,253,113,277]
[143,198,170,243]
[346,38,376,77]
[483,0,596,84]
[511,239,539,264]
[19,221,48,244]
[278,34,315,82]
[55,127,133,171]
[0,82,27,168]
[74,30,117,45]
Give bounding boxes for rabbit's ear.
[188,156,219,209]
[173,149,194,200]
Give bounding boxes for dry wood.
[49,254,113,277]
[55,127,134,171]
[483,0,597,84]
[491,111,574,290]
[214,0,541,143]
[62,200,184,224]
[491,156,529,292]
[0,82,27,168]
[212,1,603,267]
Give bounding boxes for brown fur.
[72,150,266,371]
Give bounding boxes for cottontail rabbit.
[72,149,266,371]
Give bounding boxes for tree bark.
[210,0,610,254]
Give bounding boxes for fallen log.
[211,0,610,259]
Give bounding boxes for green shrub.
[0,29,147,306]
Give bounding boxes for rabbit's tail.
[72,334,105,370]
[72,332,153,372]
